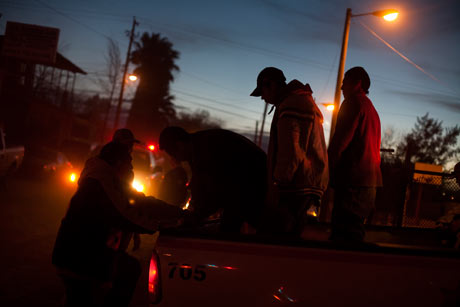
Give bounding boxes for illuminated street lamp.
[128,74,138,82]
[322,103,335,111]
[329,8,399,143]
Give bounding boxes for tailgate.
[150,236,460,306]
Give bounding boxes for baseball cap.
[112,128,141,145]
[250,67,286,97]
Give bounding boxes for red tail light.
[148,250,162,304]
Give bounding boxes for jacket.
[189,129,267,226]
[268,80,329,198]
[52,157,182,280]
[328,92,383,188]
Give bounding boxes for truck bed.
[149,225,460,306]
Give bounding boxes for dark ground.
[0,175,155,306]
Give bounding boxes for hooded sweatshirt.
[268,80,329,198]
[78,157,182,231]
[52,157,182,280]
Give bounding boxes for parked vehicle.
[0,127,24,179]
[131,143,163,196]
[148,224,460,306]
[41,150,79,185]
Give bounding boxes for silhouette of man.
[328,66,382,242]
[250,67,328,235]
[52,142,182,306]
[159,126,267,233]
[112,128,141,153]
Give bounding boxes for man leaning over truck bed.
[159,126,267,233]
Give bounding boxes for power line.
[13,1,458,116]
[175,97,259,121]
[138,18,333,71]
[34,0,113,40]
[358,20,459,97]
[173,89,262,115]
[373,75,459,98]
[180,70,248,96]
[11,2,457,101]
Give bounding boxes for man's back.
[189,129,267,230]
[191,129,266,177]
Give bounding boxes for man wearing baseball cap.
[112,128,141,152]
[251,67,328,236]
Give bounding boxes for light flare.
[383,12,398,21]
[182,198,191,210]
[132,180,145,192]
[69,173,77,182]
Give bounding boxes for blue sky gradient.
[1,0,459,144]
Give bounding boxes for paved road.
[0,176,155,306]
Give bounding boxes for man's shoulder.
[349,93,374,107]
[76,177,106,197]
[279,92,317,121]
[194,128,234,138]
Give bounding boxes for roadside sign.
[413,162,442,185]
[1,21,60,64]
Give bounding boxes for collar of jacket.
[275,79,313,106]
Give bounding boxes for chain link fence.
[371,165,459,229]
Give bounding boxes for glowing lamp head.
[372,9,399,21]
[383,12,398,21]
[322,103,334,111]
[128,74,138,81]
[148,144,155,151]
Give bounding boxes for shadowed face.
[165,140,189,163]
[341,74,362,99]
[260,79,278,105]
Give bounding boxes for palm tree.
[127,32,180,143]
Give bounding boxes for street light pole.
[329,8,351,144]
[114,16,138,130]
[258,102,269,147]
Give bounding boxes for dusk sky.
[1,0,459,144]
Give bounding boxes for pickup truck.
[0,127,24,179]
[147,225,460,306]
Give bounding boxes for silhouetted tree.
[98,38,122,103]
[127,32,179,143]
[171,110,222,133]
[97,38,122,141]
[396,113,460,166]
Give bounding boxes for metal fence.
[371,167,459,228]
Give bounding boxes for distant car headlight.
[69,172,78,183]
[132,180,145,193]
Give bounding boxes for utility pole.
[253,120,259,143]
[329,8,351,144]
[258,103,268,147]
[114,16,138,130]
